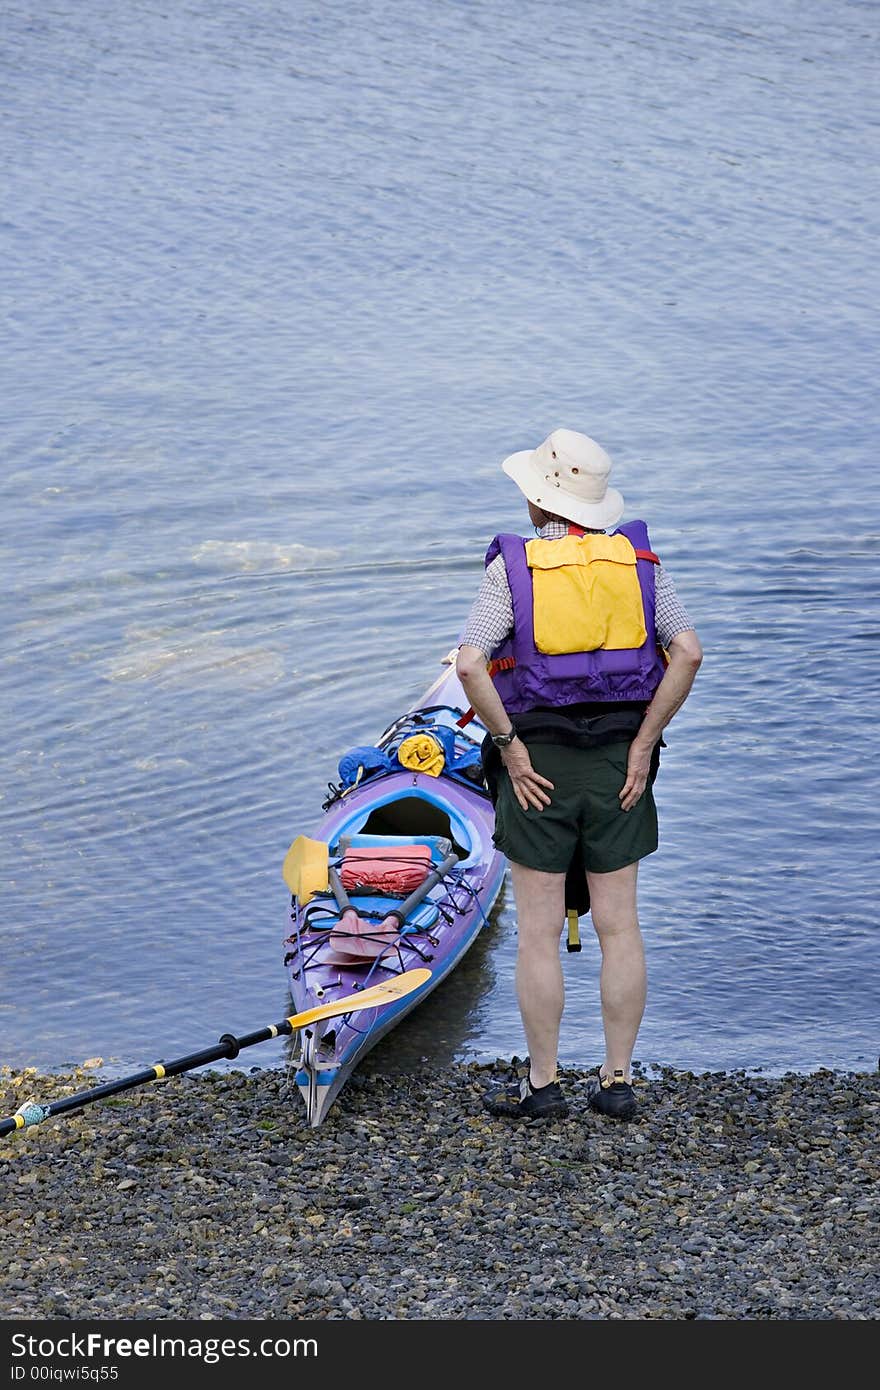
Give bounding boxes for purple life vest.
[484,520,667,712]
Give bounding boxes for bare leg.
[509,861,567,1088]
[586,862,645,1083]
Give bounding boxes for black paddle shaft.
[0,1020,291,1137]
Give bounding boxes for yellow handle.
[566,908,581,953]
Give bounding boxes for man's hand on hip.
[501,738,554,812]
[620,738,653,812]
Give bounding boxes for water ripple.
[1,0,877,1076]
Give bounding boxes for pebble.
[1,1060,877,1320]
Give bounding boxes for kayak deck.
[283,654,506,1126]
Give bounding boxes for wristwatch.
[491,727,517,749]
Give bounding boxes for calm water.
[2,0,878,1082]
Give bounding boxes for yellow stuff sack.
[525,534,647,655]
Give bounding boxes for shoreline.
[2,1062,877,1321]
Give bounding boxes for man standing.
[456,429,702,1121]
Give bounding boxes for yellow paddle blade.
[286,967,432,1030]
[282,835,329,905]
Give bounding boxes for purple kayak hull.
[283,653,507,1126]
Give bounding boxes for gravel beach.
[2,1060,877,1322]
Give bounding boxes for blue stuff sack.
[337,746,394,788]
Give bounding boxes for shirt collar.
[536,520,606,538]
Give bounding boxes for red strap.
[567,524,659,564]
[456,657,517,728]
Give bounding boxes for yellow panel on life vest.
[525,534,647,655]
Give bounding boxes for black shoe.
[586,1067,637,1120]
[483,1072,569,1121]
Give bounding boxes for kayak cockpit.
[336,786,475,864]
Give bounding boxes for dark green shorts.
[492,740,658,875]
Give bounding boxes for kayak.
[282,648,507,1127]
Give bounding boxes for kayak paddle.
[0,967,432,1137]
[323,852,460,966]
[282,834,330,905]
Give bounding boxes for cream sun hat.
[501,428,624,530]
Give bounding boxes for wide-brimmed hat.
[501,428,624,530]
